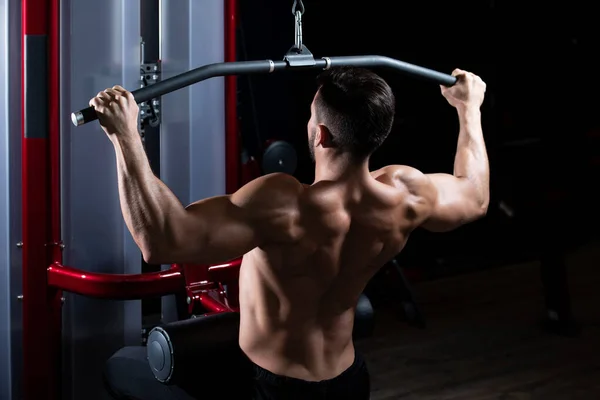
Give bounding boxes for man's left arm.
[115,136,302,264]
[92,86,301,265]
[112,135,302,265]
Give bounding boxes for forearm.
[112,134,187,258]
[453,106,490,208]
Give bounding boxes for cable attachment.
[292,0,305,16]
[295,13,303,51]
[285,0,315,67]
[292,0,305,51]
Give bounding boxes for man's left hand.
[89,85,139,141]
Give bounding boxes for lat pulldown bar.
[71,55,456,127]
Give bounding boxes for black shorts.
[244,353,371,400]
[104,346,369,400]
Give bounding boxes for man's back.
[239,169,421,381]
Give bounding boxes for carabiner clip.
[294,10,303,50]
[292,0,305,16]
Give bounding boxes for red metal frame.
[225,0,239,193]
[21,1,62,399]
[183,259,242,314]
[47,263,185,299]
[21,2,242,399]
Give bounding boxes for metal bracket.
[284,45,316,67]
[139,61,162,137]
[284,1,315,68]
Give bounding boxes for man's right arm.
[415,69,489,231]
[419,104,489,231]
[390,68,489,232]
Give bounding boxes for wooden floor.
[358,241,600,400]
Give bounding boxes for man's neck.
[314,156,371,183]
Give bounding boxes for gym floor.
[359,240,600,400]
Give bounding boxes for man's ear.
[316,124,335,149]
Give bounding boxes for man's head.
[307,66,395,163]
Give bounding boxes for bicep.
[420,173,485,232]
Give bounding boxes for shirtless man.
[91,66,488,399]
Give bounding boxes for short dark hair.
[314,66,395,159]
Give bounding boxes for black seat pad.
[103,346,196,400]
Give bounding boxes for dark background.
[236,0,600,276]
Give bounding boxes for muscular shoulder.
[232,173,304,209]
[232,173,304,241]
[371,165,436,219]
[372,165,428,193]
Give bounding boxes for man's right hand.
[441,69,486,110]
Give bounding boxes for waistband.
[247,351,367,390]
